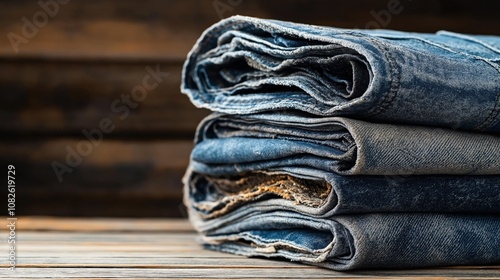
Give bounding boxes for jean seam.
[365,38,401,117]
[474,90,500,131]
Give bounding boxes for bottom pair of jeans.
[189,208,500,270]
[185,165,500,270]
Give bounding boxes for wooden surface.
[1,0,500,217]
[0,217,499,279]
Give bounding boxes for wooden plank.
[0,0,205,59]
[17,251,238,259]
[1,0,499,59]
[0,217,193,232]
[0,140,192,217]
[0,60,209,135]
[0,218,498,279]
[1,267,499,279]
[11,194,188,217]
[8,258,309,268]
[0,140,192,189]
[15,232,197,240]
[2,138,191,167]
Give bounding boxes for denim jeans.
[186,113,500,218]
[185,169,500,220]
[184,113,500,269]
[182,15,500,270]
[182,15,500,133]
[193,113,500,176]
[189,209,500,270]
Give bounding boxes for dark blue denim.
[182,15,500,133]
[185,170,500,219]
[193,210,500,270]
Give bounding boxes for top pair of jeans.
[182,15,500,133]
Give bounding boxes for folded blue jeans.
[182,16,500,270]
[185,170,500,219]
[189,209,500,270]
[193,113,500,176]
[182,15,500,133]
[185,113,500,219]
[184,113,500,270]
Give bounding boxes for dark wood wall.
[2,0,499,217]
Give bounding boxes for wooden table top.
[1,217,499,279]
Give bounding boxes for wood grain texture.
[0,140,192,217]
[0,60,209,135]
[0,217,498,279]
[0,217,194,232]
[1,0,499,59]
[2,0,500,218]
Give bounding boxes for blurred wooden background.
[1,0,499,217]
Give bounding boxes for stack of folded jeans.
[181,15,500,270]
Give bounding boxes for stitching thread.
[365,38,401,117]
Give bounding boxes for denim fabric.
[183,113,500,270]
[193,113,500,175]
[190,209,500,270]
[182,15,500,133]
[184,170,500,219]
[185,113,500,219]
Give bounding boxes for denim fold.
[184,113,500,269]
[185,169,500,220]
[193,113,500,176]
[182,15,500,133]
[190,209,500,270]
[185,113,500,219]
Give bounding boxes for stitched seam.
[474,90,500,131]
[365,38,401,117]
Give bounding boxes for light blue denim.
[182,15,500,133]
[193,113,500,176]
